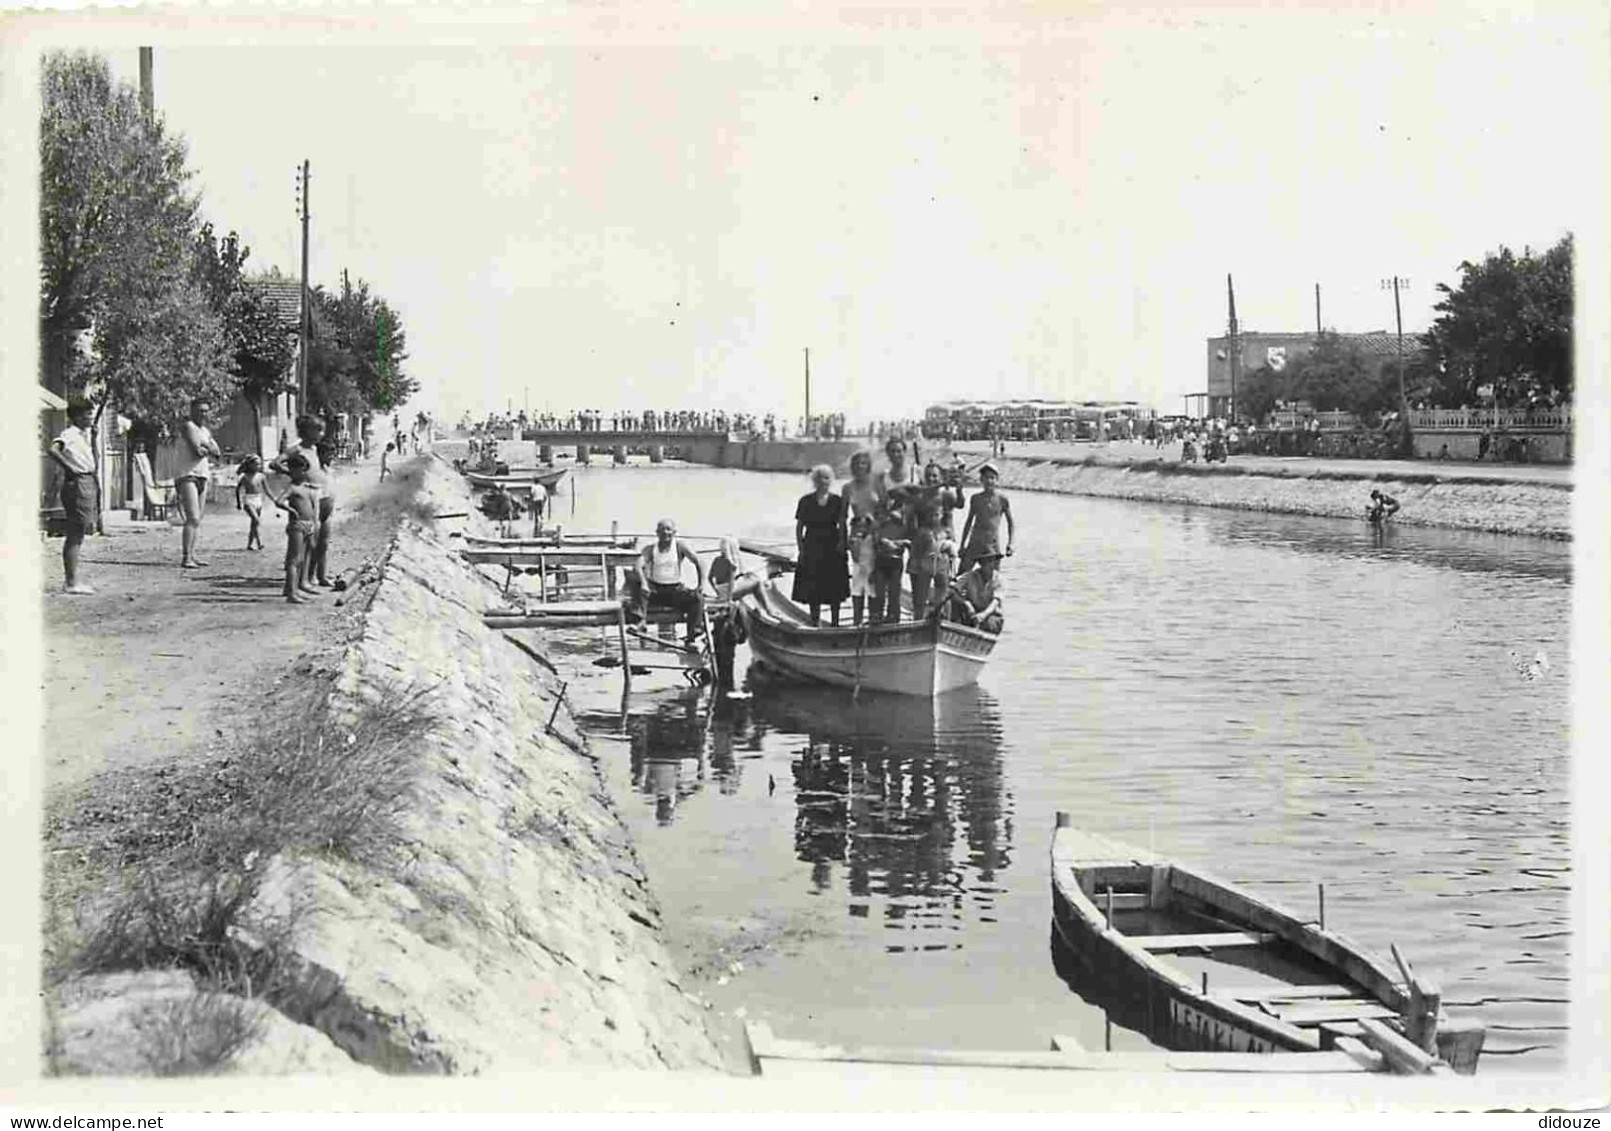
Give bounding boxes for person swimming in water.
[1366,489,1400,524]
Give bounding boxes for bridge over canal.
[513,430,865,474]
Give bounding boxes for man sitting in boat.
[939,551,1003,634]
[630,517,708,645]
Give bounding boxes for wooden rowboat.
[735,577,999,697]
[464,467,569,490]
[1049,814,1484,1075]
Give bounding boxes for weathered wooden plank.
[462,547,641,566]
[1355,1017,1437,1075]
[1220,984,1356,1002]
[1264,1000,1400,1025]
[1133,931,1273,953]
[752,1024,1373,1076]
[1166,868,1406,1010]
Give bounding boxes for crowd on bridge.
[460,407,931,446]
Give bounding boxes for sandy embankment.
[980,455,1572,540]
[48,458,723,1075]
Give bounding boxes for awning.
[38,385,68,410]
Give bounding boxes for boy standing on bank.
[278,452,322,604]
[48,398,99,594]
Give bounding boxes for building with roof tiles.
[207,274,304,460]
[1203,330,1412,418]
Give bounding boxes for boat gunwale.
[740,577,1000,649]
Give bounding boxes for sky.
[52,6,1605,424]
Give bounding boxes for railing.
[1410,406,1571,431]
[1267,410,1359,432]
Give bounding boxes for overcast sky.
[75,7,1603,422]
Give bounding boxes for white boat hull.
[737,580,997,697]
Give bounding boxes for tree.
[305,271,415,418]
[194,225,297,455]
[1421,235,1573,408]
[42,51,236,532]
[1287,332,1369,412]
[41,51,218,415]
[1236,363,1284,423]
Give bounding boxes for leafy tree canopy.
[41,50,229,434]
[306,271,415,416]
[1421,235,1572,408]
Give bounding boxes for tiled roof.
[246,276,304,330]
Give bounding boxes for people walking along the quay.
[177,397,222,569]
[48,398,99,594]
[792,464,849,626]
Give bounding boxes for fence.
[1410,406,1571,431]
[1268,410,1359,432]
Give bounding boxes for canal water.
[528,462,1572,1071]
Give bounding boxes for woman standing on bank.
[792,463,850,625]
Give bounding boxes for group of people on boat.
[789,438,1012,633]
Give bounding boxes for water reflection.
[624,690,709,824]
[1210,511,1572,584]
[603,677,1015,949]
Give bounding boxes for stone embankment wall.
[246,459,723,1072]
[985,456,1571,540]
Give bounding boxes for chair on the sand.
[132,450,175,521]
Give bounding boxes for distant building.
[210,274,303,459]
[1204,330,1408,418]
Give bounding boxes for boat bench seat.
[1132,931,1273,952]
[1262,1000,1400,1026]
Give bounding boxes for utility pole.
[1226,274,1239,422]
[1380,276,1410,413]
[1315,283,1322,335]
[138,48,153,123]
[804,347,811,428]
[296,161,311,406]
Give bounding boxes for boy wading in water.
[279,453,322,603]
[235,455,269,550]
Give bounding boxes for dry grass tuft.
[64,684,442,1070]
[131,992,266,1077]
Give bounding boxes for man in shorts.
[177,397,222,569]
[47,398,99,594]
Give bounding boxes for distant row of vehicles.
[921,400,1155,442]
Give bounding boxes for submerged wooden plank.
[1133,931,1273,952]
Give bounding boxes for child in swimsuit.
[280,453,322,603]
[235,455,269,550]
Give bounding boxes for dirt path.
[42,456,415,795]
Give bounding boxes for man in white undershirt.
[634,518,707,644]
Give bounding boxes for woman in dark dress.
[793,463,850,625]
